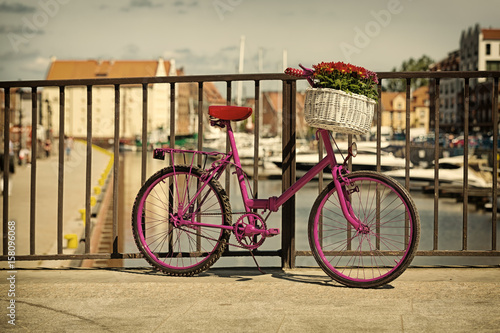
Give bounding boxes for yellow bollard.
[90,196,96,207]
[94,186,101,195]
[64,234,78,249]
[79,208,85,221]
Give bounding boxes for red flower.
[284,61,379,100]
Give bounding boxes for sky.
[0,0,499,82]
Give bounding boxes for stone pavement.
[0,267,499,332]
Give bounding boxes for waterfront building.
[430,50,461,133]
[431,25,500,134]
[243,91,307,138]
[42,58,225,142]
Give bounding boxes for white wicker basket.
[304,88,376,135]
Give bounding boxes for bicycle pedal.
[267,228,280,237]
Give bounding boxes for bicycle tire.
[308,171,420,288]
[132,165,232,276]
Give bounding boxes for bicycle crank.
[233,213,279,250]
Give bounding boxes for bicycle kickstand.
[249,250,266,275]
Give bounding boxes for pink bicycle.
[132,105,420,288]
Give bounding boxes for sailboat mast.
[237,35,245,106]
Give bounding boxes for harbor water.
[117,151,500,269]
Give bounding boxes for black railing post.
[30,87,37,255]
[281,79,296,269]
[432,78,440,250]
[405,78,411,190]
[492,77,499,251]
[2,88,9,255]
[112,84,120,256]
[57,86,65,254]
[85,85,93,254]
[141,83,148,185]
[463,79,470,251]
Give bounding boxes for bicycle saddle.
[208,105,252,121]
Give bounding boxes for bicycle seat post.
[208,105,254,208]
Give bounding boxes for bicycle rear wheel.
[132,165,232,276]
[308,171,420,288]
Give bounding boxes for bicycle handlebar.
[284,64,315,87]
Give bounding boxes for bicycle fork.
[319,130,369,235]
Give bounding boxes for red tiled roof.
[412,86,429,108]
[46,59,172,80]
[203,82,225,104]
[265,91,282,112]
[381,92,402,111]
[482,29,500,40]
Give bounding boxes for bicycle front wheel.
[308,171,420,288]
[132,165,232,276]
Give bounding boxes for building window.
[486,43,491,55]
[487,61,500,71]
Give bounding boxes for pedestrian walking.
[1,140,15,196]
[44,139,52,158]
[65,136,73,161]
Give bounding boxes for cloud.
[173,1,198,7]
[120,0,163,11]
[22,56,50,73]
[171,0,198,14]
[0,1,36,13]
[221,46,238,52]
[0,49,39,61]
[163,47,239,74]
[122,44,141,58]
[0,50,46,80]
[0,24,44,35]
[129,0,162,8]
[173,48,191,54]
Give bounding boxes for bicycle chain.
[177,211,266,250]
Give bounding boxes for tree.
[385,55,434,92]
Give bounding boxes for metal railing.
[1,71,499,268]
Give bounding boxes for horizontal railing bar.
[1,71,499,88]
[0,250,281,261]
[4,249,500,262]
[295,251,500,257]
[0,73,290,88]
[377,71,500,79]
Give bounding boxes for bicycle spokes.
[309,171,419,288]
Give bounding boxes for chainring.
[233,213,267,250]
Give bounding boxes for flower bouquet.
[285,62,379,135]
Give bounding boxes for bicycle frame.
[136,104,420,287]
[154,119,365,233]
[229,123,364,232]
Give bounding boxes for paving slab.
[0,267,499,332]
